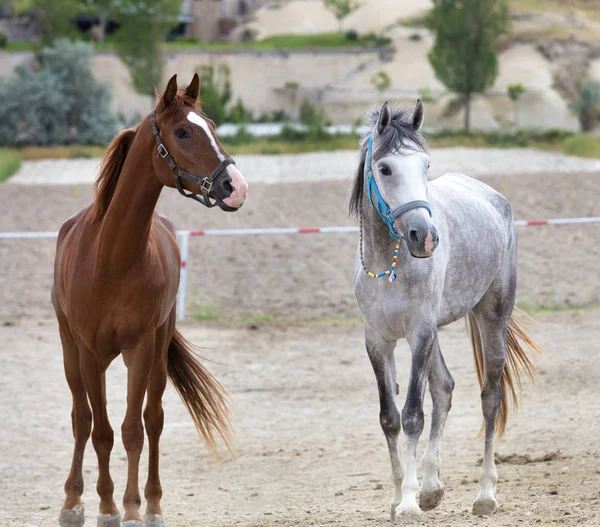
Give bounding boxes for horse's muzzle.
[221,165,248,211]
[213,165,248,211]
[403,215,439,258]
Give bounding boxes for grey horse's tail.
[167,328,233,457]
[466,309,542,437]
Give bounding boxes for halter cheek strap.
[365,135,432,240]
[150,109,236,210]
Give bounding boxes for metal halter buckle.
[200,177,213,194]
[157,144,168,158]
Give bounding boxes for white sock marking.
[187,112,225,162]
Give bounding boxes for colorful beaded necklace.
[359,208,400,282]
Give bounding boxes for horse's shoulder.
[154,211,177,237]
[56,208,89,247]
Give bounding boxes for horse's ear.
[411,99,424,130]
[183,73,200,102]
[376,101,390,135]
[162,74,178,108]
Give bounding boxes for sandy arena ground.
[1,149,599,526]
[0,312,599,527]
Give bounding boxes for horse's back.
[432,173,514,229]
[430,173,516,326]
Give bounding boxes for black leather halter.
[150,109,236,209]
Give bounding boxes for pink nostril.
[223,166,248,208]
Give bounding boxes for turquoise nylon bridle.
[365,135,432,240]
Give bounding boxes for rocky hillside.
[234,0,600,130]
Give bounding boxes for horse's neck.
[97,125,163,275]
[360,203,401,271]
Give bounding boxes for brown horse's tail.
[167,328,233,457]
[467,309,542,437]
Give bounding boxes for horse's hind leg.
[420,339,454,511]
[79,350,120,526]
[365,328,405,520]
[58,322,91,527]
[470,257,516,515]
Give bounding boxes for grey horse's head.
[350,100,439,258]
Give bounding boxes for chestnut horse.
[52,74,247,527]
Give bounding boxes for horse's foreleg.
[143,327,170,527]
[396,328,436,520]
[58,324,91,527]
[121,333,155,525]
[80,350,120,526]
[420,339,454,511]
[365,328,403,520]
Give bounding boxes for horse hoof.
[393,505,422,524]
[472,496,497,516]
[97,512,121,527]
[419,487,444,511]
[59,506,84,527]
[144,514,166,527]
[120,521,145,527]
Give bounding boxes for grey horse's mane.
[349,105,428,217]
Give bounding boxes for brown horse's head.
[152,74,248,211]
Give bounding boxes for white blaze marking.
[187,111,225,162]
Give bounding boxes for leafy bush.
[0,33,8,49]
[196,64,232,126]
[0,40,119,146]
[345,29,358,41]
[371,70,391,93]
[569,79,600,132]
[228,98,253,123]
[298,97,325,127]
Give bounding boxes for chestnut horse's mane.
[88,91,199,223]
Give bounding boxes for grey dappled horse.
[351,101,540,521]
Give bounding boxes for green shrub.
[228,98,253,123]
[569,79,600,132]
[196,64,232,126]
[298,97,325,127]
[0,33,8,49]
[0,40,118,147]
[224,125,256,145]
[0,149,22,182]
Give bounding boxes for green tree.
[507,82,526,127]
[570,79,600,132]
[323,0,360,32]
[30,0,81,46]
[425,0,510,131]
[112,0,182,98]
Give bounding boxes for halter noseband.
[365,135,432,240]
[150,109,236,210]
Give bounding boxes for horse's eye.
[175,128,189,139]
[379,165,391,176]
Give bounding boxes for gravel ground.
[9,148,600,185]
[1,311,599,527]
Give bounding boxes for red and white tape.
[2,216,599,320]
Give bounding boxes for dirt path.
[1,172,599,320]
[1,311,599,527]
[8,148,600,185]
